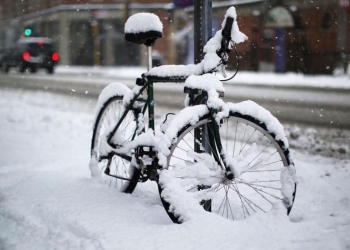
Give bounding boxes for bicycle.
[89,7,297,224]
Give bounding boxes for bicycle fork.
[202,115,235,180]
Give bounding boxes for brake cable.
[220,43,240,82]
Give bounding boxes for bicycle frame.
[105,75,186,162]
[103,72,233,182]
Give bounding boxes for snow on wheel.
[90,83,140,193]
[158,111,296,223]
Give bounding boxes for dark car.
[1,37,59,74]
[0,48,9,68]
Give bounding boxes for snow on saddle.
[124,13,163,46]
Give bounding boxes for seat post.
[147,46,152,71]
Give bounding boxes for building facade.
[0,0,349,74]
[233,0,350,74]
[0,0,173,66]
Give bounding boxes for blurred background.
[0,0,349,75]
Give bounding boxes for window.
[322,12,331,29]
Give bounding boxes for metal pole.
[147,46,152,71]
[193,0,212,153]
[194,0,212,63]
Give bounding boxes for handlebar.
[216,16,234,63]
[222,17,234,41]
[143,15,240,80]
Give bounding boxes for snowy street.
[0,87,349,250]
[1,67,350,129]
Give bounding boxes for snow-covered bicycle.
[89,7,297,223]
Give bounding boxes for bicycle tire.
[158,111,296,223]
[91,95,140,193]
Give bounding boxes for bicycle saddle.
[125,13,163,46]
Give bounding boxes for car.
[1,37,59,74]
[0,48,9,68]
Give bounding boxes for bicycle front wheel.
[91,95,140,193]
[158,112,296,223]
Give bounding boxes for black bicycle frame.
[105,75,186,160]
[104,73,231,177]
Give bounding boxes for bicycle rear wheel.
[158,112,296,223]
[91,95,140,193]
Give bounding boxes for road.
[0,72,349,128]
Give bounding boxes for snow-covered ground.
[0,87,349,250]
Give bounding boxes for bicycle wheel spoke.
[239,123,248,154]
[249,150,278,167]
[263,159,282,167]
[233,120,238,157]
[225,120,228,150]
[175,145,189,153]
[247,141,272,166]
[243,169,281,173]
[247,151,280,171]
[217,186,228,215]
[228,185,265,213]
[170,154,194,165]
[238,180,282,203]
[247,183,281,191]
[215,184,241,219]
[214,184,226,193]
[181,133,195,151]
[248,180,280,183]
[231,181,249,218]
[240,129,257,154]
[226,194,235,219]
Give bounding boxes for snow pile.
[183,74,229,122]
[158,169,210,222]
[286,125,350,159]
[117,129,156,155]
[281,164,297,207]
[184,74,225,93]
[1,89,350,249]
